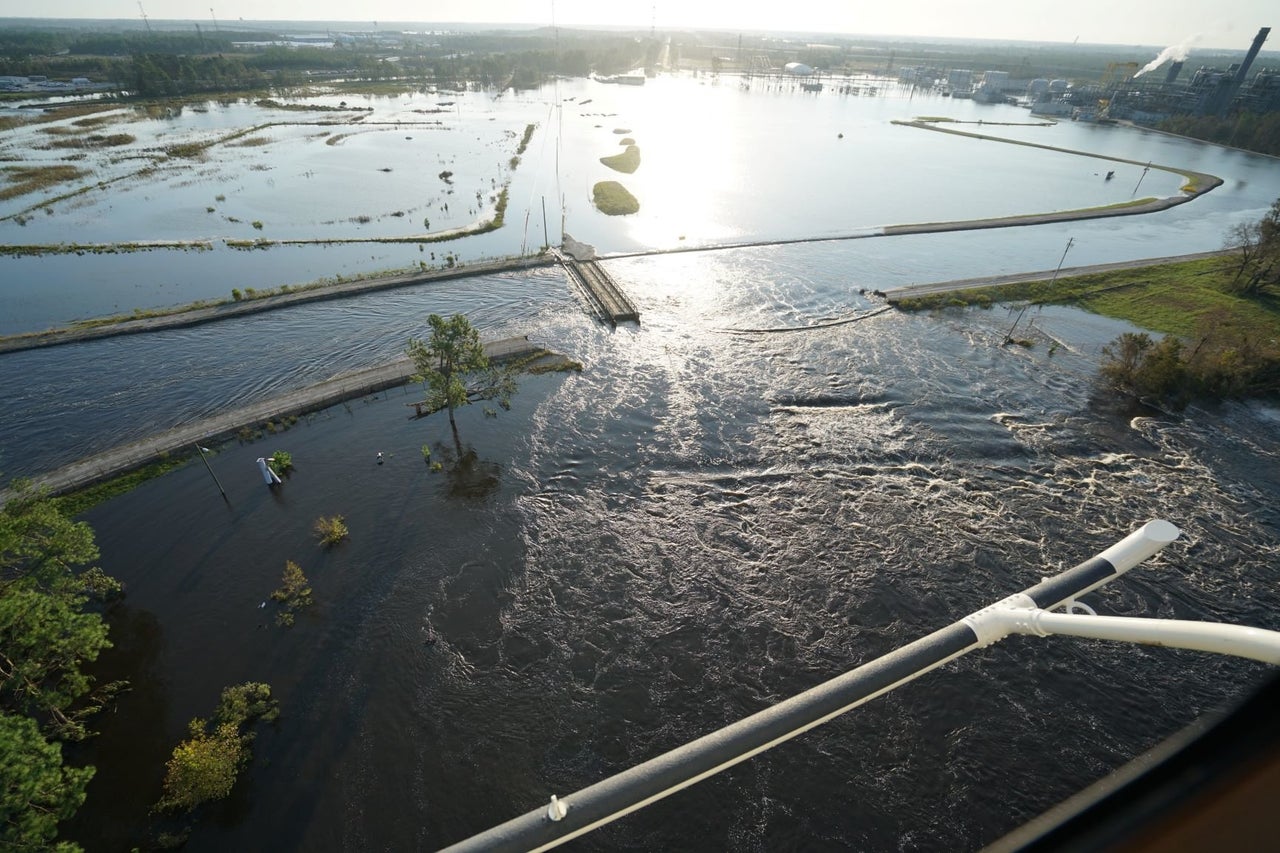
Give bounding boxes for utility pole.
[1132,162,1151,198]
[541,196,549,252]
[195,443,229,503]
[1005,237,1073,345]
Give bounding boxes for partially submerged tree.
[1224,197,1280,296]
[1100,332,1189,404]
[406,314,517,450]
[156,682,277,813]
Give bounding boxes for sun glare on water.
[588,77,749,246]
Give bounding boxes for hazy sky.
[9,1,1276,50]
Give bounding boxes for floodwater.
[2,73,1279,851]
[57,241,1280,851]
[3,74,1279,334]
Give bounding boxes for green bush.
[157,721,243,812]
[1100,332,1189,402]
[270,560,313,627]
[268,450,293,475]
[313,515,348,547]
[156,682,278,813]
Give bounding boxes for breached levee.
[0,337,558,503]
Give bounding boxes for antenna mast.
[138,1,152,33]
[210,7,220,32]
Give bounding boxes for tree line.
[1100,198,1280,405]
[1157,111,1280,158]
[0,25,648,94]
[1,486,121,850]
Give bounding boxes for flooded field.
[3,67,1280,852]
[5,74,1278,335]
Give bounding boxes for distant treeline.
[0,28,263,60]
[0,26,649,94]
[1157,112,1280,158]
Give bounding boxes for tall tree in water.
[407,314,516,450]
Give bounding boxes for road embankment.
[881,250,1235,303]
[0,337,549,503]
[0,255,557,355]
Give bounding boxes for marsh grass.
[600,144,640,174]
[255,98,368,112]
[592,180,639,215]
[47,133,137,149]
[54,452,194,516]
[0,165,89,201]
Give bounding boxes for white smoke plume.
[1134,35,1200,77]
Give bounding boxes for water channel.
[1,74,1278,850]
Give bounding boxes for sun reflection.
[591,77,748,247]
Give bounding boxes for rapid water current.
[49,240,1280,851]
[3,73,1279,850]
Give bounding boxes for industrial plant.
[897,27,1277,124]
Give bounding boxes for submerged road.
[0,337,546,503]
[0,162,1224,355]
[0,255,557,354]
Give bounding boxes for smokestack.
[1164,60,1184,84]
[1233,27,1270,87]
[1220,26,1270,115]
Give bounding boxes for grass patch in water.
[516,123,536,155]
[600,144,640,174]
[0,165,90,200]
[591,181,639,215]
[47,133,137,149]
[164,141,208,159]
[4,103,120,132]
[0,240,213,258]
[255,98,370,112]
[54,452,194,516]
